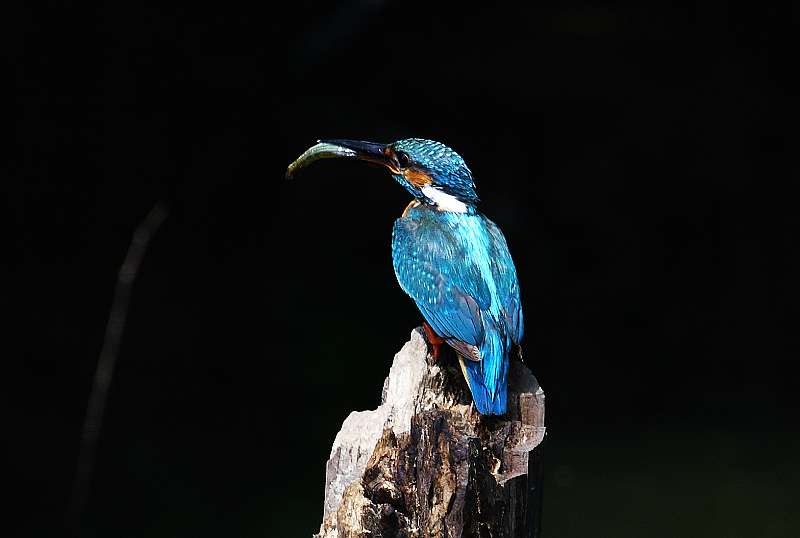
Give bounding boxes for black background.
[4,2,798,536]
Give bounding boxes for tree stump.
[316,327,545,538]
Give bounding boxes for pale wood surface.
[316,328,545,538]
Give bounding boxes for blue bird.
[287,138,523,415]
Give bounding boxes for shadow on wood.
[316,328,545,538]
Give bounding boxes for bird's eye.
[396,151,410,169]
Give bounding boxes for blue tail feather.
[461,334,508,415]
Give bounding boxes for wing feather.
[484,216,524,344]
[392,207,522,359]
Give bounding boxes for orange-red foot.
[423,321,445,360]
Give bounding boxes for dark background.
[4,2,798,536]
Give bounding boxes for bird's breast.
[402,200,421,218]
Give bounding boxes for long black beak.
[286,139,395,179]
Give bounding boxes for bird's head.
[286,138,479,213]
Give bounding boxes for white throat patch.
[421,186,469,213]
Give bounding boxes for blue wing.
[483,216,524,345]
[391,206,523,414]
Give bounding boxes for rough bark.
[316,328,545,538]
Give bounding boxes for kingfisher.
[286,138,523,415]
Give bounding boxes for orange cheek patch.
[404,170,433,188]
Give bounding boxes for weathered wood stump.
[316,328,545,538]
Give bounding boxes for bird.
[286,138,523,415]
